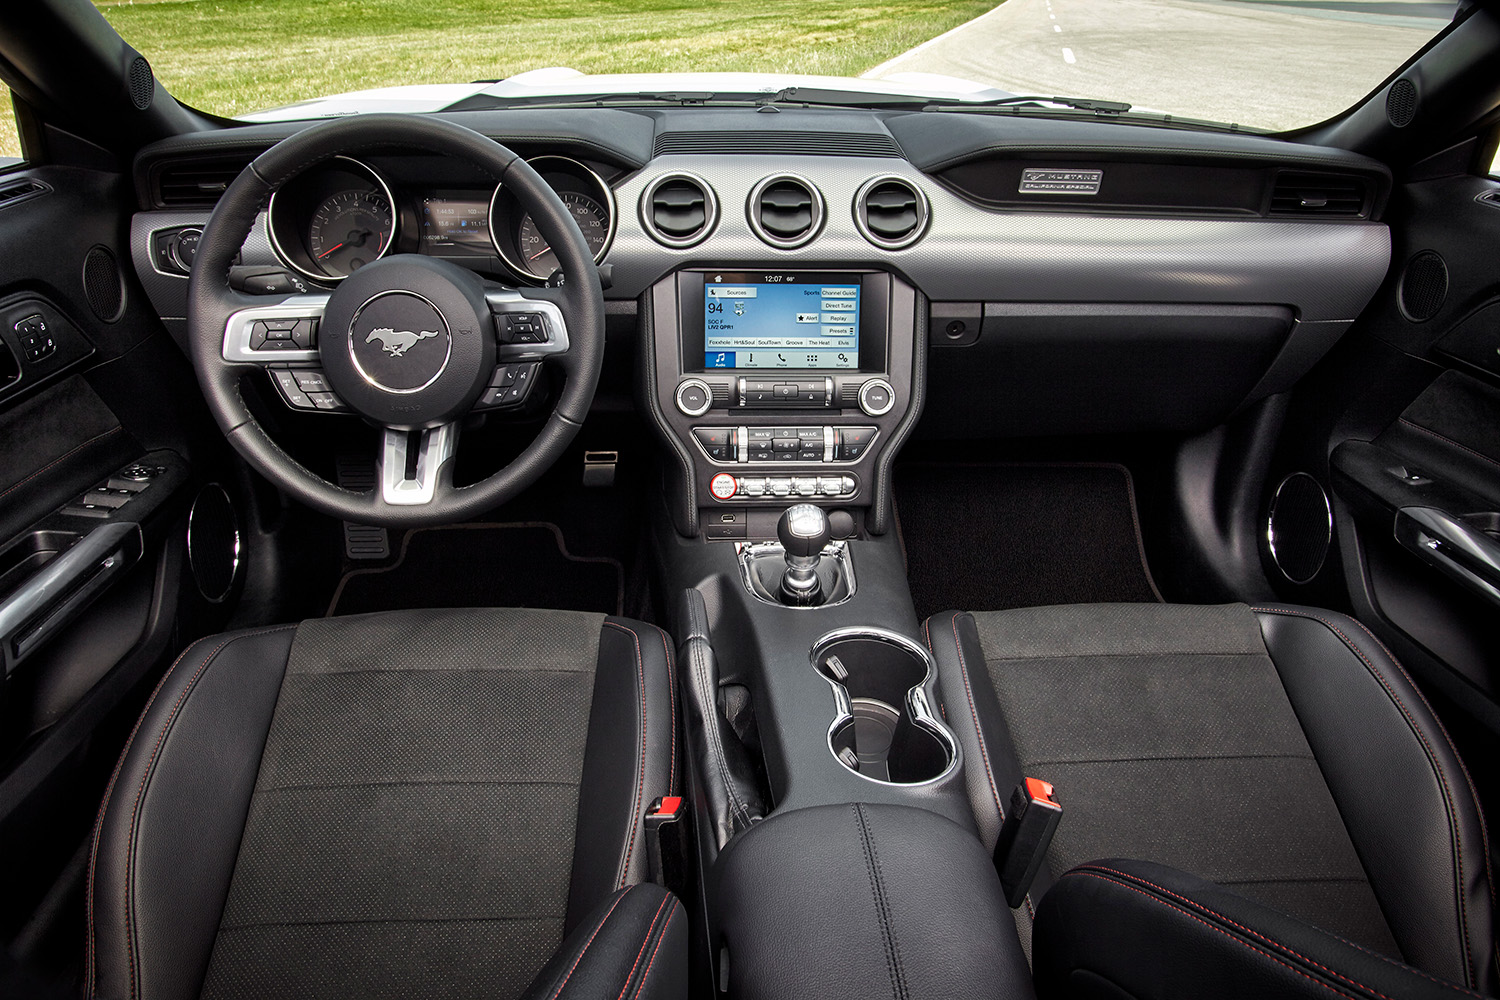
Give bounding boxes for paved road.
[865,0,1455,131]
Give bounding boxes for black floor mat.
[327,522,623,617]
[894,463,1161,619]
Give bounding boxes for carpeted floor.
[893,463,1162,619]
[327,522,624,617]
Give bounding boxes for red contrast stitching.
[549,887,632,1000]
[603,621,648,888]
[88,626,292,1000]
[1077,865,1480,999]
[938,613,1037,921]
[1252,606,1479,988]
[651,625,677,796]
[614,893,673,1000]
[1073,871,1381,1000]
[631,901,679,999]
[1397,420,1500,476]
[0,426,122,504]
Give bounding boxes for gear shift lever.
[777,504,832,606]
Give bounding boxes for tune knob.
[675,378,713,416]
[857,378,895,416]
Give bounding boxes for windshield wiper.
[931,94,1133,114]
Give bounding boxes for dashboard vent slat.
[0,179,49,211]
[1268,172,1371,219]
[654,130,902,158]
[641,173,717,248]
[855,176,928,249]
[156,160,246,208]
[748,175,824,248]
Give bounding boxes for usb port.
[721,513,737,523]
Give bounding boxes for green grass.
[0,0,997,161]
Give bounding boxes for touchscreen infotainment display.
[702,272,860,370]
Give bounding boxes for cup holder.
[811,627,958,785]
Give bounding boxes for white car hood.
[237,68,1014,122]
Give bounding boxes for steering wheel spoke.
[221,293,330,364]
[486,287,571,363]
[379,423,457,505]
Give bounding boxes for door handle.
[1394,506,1500,607]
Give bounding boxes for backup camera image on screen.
[703,273,859,370]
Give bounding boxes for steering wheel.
[187,114,605,526]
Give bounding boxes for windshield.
[92,0,1456,132]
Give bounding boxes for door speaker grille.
[82,246,125,322]
[1399,250,1448,323]
[1267,472,1332,585]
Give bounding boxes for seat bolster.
[1255,604,1495,993]
[1034,859,1480,1000]
[520,884,686,1000]
[566,617,678,932]
[87,625,297,1000]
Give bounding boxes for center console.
[644,266,1031,997]
[644,267,921,541]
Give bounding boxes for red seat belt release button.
[645,796,685,888]
[994,777,1063,908]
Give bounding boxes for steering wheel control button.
[675,378,713,417]
[710,473,739,500]
[857,378,895,416]
[271,370,313,408]
[498,312,549,344]
[477,362,541,410]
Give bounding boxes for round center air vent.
[640,172,717,248]
[854,176,929,249]
[748,174,823,249]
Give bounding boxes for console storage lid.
[713,802,1035,999]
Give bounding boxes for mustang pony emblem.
[365,327,440,357]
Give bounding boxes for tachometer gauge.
[307,190,394,278]
[515,193,610,279]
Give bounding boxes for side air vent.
[640,172,718,248]
[82,246,125,323]
[0,178,49,211]
[1386,78,1417,128]
[748,174,824,249]
[854,176,929,249]
[1398,250,1448,323]
[1268,171,1372,219]
[155,160,244,208]
[654,131,902,158]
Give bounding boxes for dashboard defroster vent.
[1268,172,1371,219]
[748,174,824,249]
[654,131,902,158]
[155,160,245,208]
[854,176,929,249]
[640,172,718,248]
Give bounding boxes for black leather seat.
[87,608,685,1000]
[926,602,1495,995]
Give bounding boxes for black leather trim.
[677,588,765,851]
[637,287,698,537]
[867,288,926,537]
[715,802,1034,1000]
[1255,605,1496,993]
[87,626,297,1000]
[520,884,687,1000]
[566,617,678,932]
[923,610,1049,914]
[1035,859,1479,1000]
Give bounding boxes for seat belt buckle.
[993,777,1063,908]
[645,796,686,892]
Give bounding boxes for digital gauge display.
[420,196,493,254]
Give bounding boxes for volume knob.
[675,378,713,416]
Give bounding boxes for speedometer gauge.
[307,190,394,278]
[515,193,610,279]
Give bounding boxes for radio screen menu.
[702,272,859,370]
